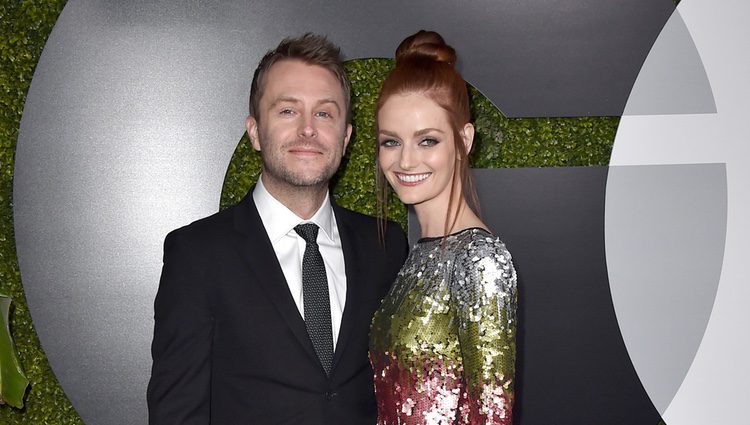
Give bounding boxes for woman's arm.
[451,236,518,425]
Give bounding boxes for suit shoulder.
[335,206,405,237]
[333,205,402,229]
[164,205,236,248]
[334,205,408,261]
[333,205,378,225]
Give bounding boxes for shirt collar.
[252,175,335,243]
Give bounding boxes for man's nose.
[299,115,317,138]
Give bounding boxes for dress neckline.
[416,227,491,244]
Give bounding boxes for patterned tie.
[294,223,334,376]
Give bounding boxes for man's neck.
[260,175,329,220]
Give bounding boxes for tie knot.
[294,223,319,244]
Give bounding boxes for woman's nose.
[399,145,417,169]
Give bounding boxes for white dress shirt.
[252,176,347,349]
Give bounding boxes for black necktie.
[294,223,334,376]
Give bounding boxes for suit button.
[324,391,337,401]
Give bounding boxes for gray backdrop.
[14,0,741,424]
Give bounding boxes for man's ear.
[343,123,353,153]
[460,123,475,154]
[246,116,261,151]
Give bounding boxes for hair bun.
[394,30,456,66]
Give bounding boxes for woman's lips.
[395,172,431,186]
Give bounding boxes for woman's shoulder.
[414,227,514,268]
[448,228,517,306]
[448,228,515,282]
[450,227,512,259]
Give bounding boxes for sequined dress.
[370,228,517,425]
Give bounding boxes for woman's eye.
[419,138,439,147]
[379,139,399,148]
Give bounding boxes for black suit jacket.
[147,190,408,424]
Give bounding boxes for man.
[147,34,408,424]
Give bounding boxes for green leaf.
[0,295,29,409]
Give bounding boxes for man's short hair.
[248,33,352,123]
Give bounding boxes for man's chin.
[274,172,334,188]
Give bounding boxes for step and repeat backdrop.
[6,0,748,423]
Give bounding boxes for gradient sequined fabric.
[370,228,517,425]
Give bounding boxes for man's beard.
[262,157,337,187]
[261,140,342,188]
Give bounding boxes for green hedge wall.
[221,58,618,230]
[1,0,83,423]
[3,2,619,422]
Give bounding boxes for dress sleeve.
[450,236,517,424]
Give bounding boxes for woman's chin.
[394,193,422,206]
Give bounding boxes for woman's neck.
[414,199,486,238]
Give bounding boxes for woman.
[369,31,518,425]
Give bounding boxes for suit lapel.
[232,190,318,364]
[331,204,364,370]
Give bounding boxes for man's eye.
[280,108,294,115]
[419,138,439,147]
[379,139,399,148]
[315,111,332,118]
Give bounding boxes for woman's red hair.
[376,30,480,238]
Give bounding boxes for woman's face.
[377,93,463,212]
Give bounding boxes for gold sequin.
[370,228,517,424]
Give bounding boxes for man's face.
[246,59,352,191]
